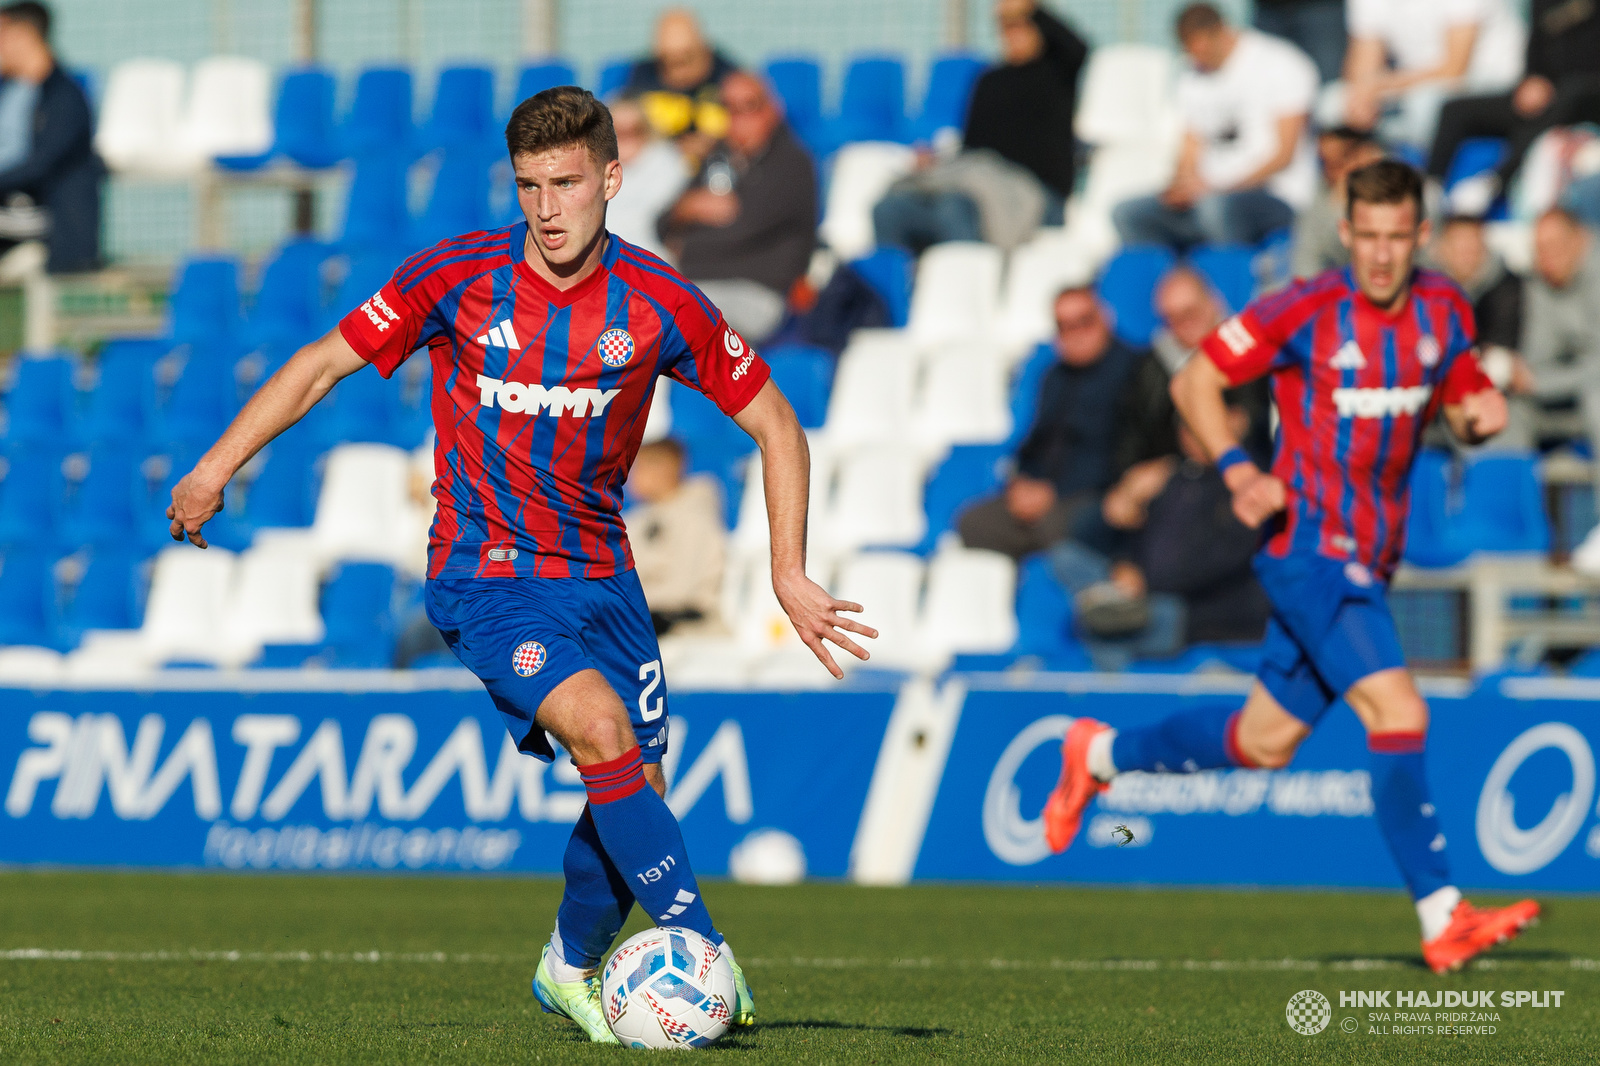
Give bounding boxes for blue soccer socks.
[1107,706,1255,775]
[550,807,635,975]
[1368,730,1452,902]
[576,746,722,945]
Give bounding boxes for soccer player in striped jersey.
[1042,160,1540,973]
[167,86,877,1041]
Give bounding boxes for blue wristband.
[1216,446,1251,473]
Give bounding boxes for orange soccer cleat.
[1422,899,1541,973]
[1042,718,1111,854]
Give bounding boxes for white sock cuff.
[1087,727,1118,783]
[1416,885,1462,942]
[547,920,598,982]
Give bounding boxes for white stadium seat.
[818,141,916,260]
[218,547,326,666]
[913,347,1012,450]
[94,59,194,175]
[907,241,1003,345]
[833,551,925,670]
[178,56,274,161]
[998,229,1098,348]
[818,448,927,552]
[730,452,829,559]
[1074,44,1180,149]
[78,545,237,668]
[256,443,418,571]
[917,546,1018,658]
[641,377,673,444]
[818,331,919,451]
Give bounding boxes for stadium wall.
[3,672,1596,893]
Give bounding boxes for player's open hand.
[1459,388,1509,442]
[166,469,226,549]
[1224,465,1287,529]
[773,570,877,680]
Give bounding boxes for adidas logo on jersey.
[1332,384,1432,418]
[475,375,621,417]
[1329,340,1367,370]
[476,319,522,349]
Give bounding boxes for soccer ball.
[602,926,737,1049]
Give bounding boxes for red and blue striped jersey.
[1199,266,1493,580]
[338,224,770,580]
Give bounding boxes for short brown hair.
[1345,159,1424,222]
[1175,2,1225,40]
[505,86,618,165]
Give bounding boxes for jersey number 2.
[638,660,664,721]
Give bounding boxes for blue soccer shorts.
[424,571,670,763]
[1251,551,1408,728]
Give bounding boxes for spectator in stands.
[1254,0,1348,85]
[605,96,689,260]
[1426,0,1600,217]
[1112,4,1318,251]
[1291,126,1383,278]
[1509,208,1600,467]
[624,8,737,160]
[957,287,1149,559]
[624,439,726,637]
[1335,0,1525,153]
[871,0,1087,254]
[1049,398,1271,670]
[660,71,816,343]
[0,1,99,274]
[1431,215,1524,379]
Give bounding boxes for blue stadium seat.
[55,547,144,648]
[412,149,493,247]
[596,58,632,99]
[340,156,414,256]
[0,447,65,547]
[766,56,827,155]
[1012,554,1092,669]
[1403,448,1469,567]
[764,346,833,428]
[422,66,497,152]
[911,52,986,143]
[134,443,250,552]
[326,251,406,333]
[0,546,56,646]
[850,246,913,328]
[342,67,415,159]
[1188,245,1256,314]
[320,360,404,445]
[917,443,1010,554]
[394,358,434,449]
[516,60,579,105]
[319,562,398,667]
[243,438,320,528]
[1099,246,1176,348]
[79,340,164,447]
[1457,452,1550,553]
[150,346,241,448]
[3,355,76,445]
[831,55,908,145]
[1007,343,1055,448]
[671,387,753,526]
[61,446,141,548]
[1444,137,1510,221]
[169,257,243,345]
[247,238,333,349]
[271,67,343,168]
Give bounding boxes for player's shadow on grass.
[724,1020,953,1040]
[1322,947,1569,970]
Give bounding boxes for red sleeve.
[337,279,428,379]
[1198,308,1281,385]
[1439,347,1495,404]
[667,310,771,416]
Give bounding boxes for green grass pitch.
[0,872,1594,1064]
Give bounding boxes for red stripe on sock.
[1223,710,1259,768]
[578,746,647,804]
[1368,730,1427,754]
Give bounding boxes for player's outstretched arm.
[166,328,369,547]
[1171,352,1286,529]
[732,380,877,679]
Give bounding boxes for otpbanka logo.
[1287,989,1332,1035]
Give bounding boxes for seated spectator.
[1431,215,1523,365]
[1428,0,1600,217]
[606,96,689,260]
[1335,0,1525,152]
[1254,0,1348,85]
[957,286,1156,560]
[871,0,1089,255]
[660,71,816,343]
[1291,125,1383,278]
[1050,399,1271,671]
[1113,4,1318,251]
[0,1,99,274]
[623,8,736,159]
[624,439,726,637]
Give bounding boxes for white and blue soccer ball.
[602,926,736,1049]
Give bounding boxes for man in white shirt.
[1113,3,1319,251]
[1338,0,1525,150]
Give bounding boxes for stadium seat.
[916,443,1009,554]
[340,155,414,256]
[818,141,916,259]
[849,246,913,328]
[818,448,928,551]
[3,354,76,445]
[247,239,334,349]
[1012,554,1092,668]
[341,67,415,159]
[320,359,405,445]
[515,60,579,104]
[1067,141,1179,268]
[1445,137,1510,220]
[911,52,986,144]
[413,149,494,247]
[79,340,166,446]
[1403,448,1469,567]
[913,347,1012,451]
[93,58,192,175]
[998,229,1096,348]
[820,331,919,450]
[136,443,252,552]
[186,56,275,168]
[596,58,632,98]
[1074,44,1179,149]
[318,562,399,668]
[220,546,326,665]
[1007,343,1055,448]
[60,446,140,548]
[918,545,1018,658]
[255,442,417,570]
[0,546,56,647]
[765,56,827,156]
[1457,452,1551,553]
[833,550,925,669]
[763,346,833,429]
[0,447,65,547]
[421,66,497,152]
[53,547,145,650]
[907,241,1003,343]
[1189,245,1256,314]
[1099,246,1176,347]
[830,55,908,146]
[168,256,243,344]
[149,346,241,448]
[328,251,406,331]
[730,452,826,559]
[127,545,238,666]
[269,66,343,169]
[241,439,320,529]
